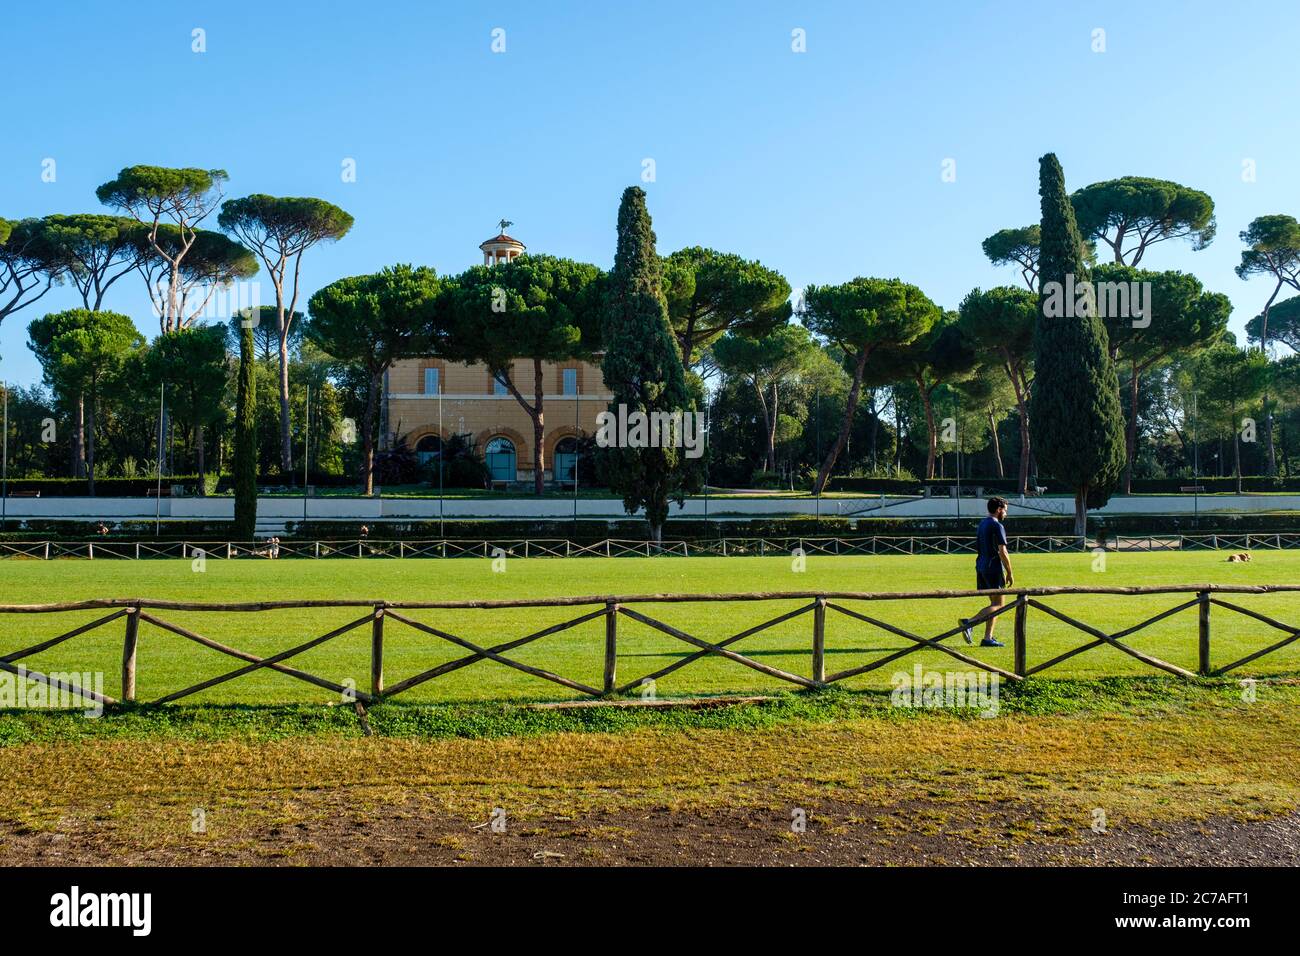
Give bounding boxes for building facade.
[384,228,613,486]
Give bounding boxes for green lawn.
[1,552,1297,705]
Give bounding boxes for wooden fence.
[4,532,1300,561]
[1,584,1298,708]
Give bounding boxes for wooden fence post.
[812,597,827,685]
[371,605,385,697]
[603,603,618,695]
[1198,590,1211,676]
[1013,596,1028,678]
[122,606,140,702]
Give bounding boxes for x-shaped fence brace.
[1,585,1298,706]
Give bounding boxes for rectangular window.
[562,368,578,395]
[493,373,509,396]
[424,367,440,394]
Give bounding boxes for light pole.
[303,385,310,523]
[2,381,9,532]
[438,382,444,538]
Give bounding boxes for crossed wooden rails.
[9,534,1300,563]
[1,584,1299,707]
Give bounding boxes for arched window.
[415,435,442,465]
[553,436,578,482]
[485,437,516,483]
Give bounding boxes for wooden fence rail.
[1,584,1298,708]
[6,533,1300,562]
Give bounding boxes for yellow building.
[384,227,613,486]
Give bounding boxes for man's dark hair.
[987,496,1008,515]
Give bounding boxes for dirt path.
[8,794,1299,867]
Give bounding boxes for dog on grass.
[1227,552,1252,563]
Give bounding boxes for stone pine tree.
[1028,153,1126,537]
[600,186,697,542]
[233,317,258,540]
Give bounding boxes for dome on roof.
[480,221,525,265]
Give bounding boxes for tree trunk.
[988,407,1004,478]
[196,422,206,496]
[868,390,879,471]
[1122,364,1140,494]
[278,332,293,475]
[532,359,546,495]
[360,369,380,495]
[85,399,96,496]
[920,380,937,480]
[767,382,780,473]
[1001,353,1031,495]
[814,349,870,494]
[893,393,903,476]
[1074,487,1087,538]
[73,395,86,479]
[1234,411,1243,495]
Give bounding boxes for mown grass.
[0,676,1272,745]
[1,552,1298,705]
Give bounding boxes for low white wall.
[3,493,1299,523]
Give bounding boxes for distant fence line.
[3,533,1300,561]
[1,584,1298,708]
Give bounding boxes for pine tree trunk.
[73,395,86,479]
[1123,365,1140,494]
[988,408,1004,478]
[85,400,96,496]
[1002,353,1031,496]
[767,382,779,473]
[196,423,206,496]
[233,325,258,539]
[361,369,380,495]
[920,381,937,480]
[814,349,869,493]
[278,332,293,475]
[532,359,546,495]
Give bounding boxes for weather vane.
[499,218,513,234]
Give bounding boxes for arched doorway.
[553,436,578,482]
[415,434,442,466]
[485,436,517,483]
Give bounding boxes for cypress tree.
[1028,153,1126,536]
[232,320,258,539]
[600,186,697,542]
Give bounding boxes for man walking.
[961,496,1014,647]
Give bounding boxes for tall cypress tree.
[232,320,258,539]
[600,187,696,542]
[1028,153,1125,536]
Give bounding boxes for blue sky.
[2,0,1297,386]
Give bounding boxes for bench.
[6,490,40,498]
[1179,485,1207,493]
[146,487,171,498]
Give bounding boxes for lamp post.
[438,382,444,538]
[303,385,310,523]
[2,381,9,532]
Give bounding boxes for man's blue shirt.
[976,515,1007,573]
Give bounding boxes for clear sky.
[2,0,1297,387]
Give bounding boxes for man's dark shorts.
[976,566,1005,591]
